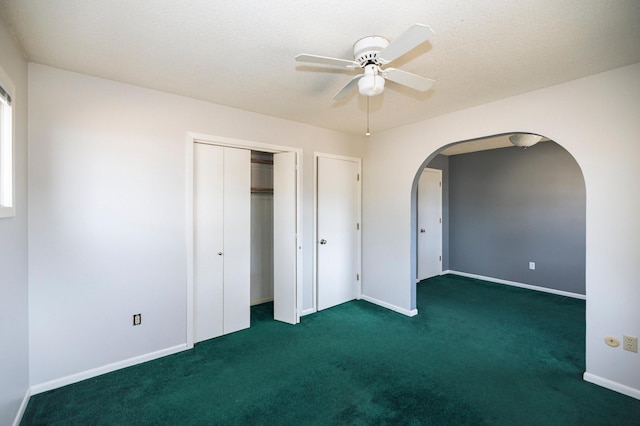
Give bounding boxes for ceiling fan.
[295,24,435,100]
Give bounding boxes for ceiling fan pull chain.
[373,66,379,91]
[366,96,371,137]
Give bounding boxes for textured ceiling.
[1,0,639,136]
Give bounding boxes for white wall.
[28,64,363,387]
[0,16,29,425]
[362,63,640,397]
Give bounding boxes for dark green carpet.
[22,274,640,425]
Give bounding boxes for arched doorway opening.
[410,133,586,307]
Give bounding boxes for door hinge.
[357,223,360,230]
[357,173,360,181]
[439,255,442,261]
[439,218,442,224]
[356,273,360,281]
[439,181,442,187]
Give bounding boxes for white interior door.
[273,151,298,324]
[417,168,442,281]
[317,156,359,311]
[193,143,224,342]
[222,147,251,334]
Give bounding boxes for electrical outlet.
[529,262,535,270]
[133,313,141,326]
[623,335,638,353]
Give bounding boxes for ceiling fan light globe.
[358,74,385,96]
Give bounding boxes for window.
[0,66,14,218]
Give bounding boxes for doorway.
[410,134,586,307]
[250,151,275,306]
[250,150,298,323]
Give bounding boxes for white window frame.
[0,65,15,219]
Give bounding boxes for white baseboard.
[12,387,31,426]
[584,372,640,400]
[250,297,274,306]
[301,307,316,317]
[30,344,188,395]
[443,270,586,300]
[360,295,418,317]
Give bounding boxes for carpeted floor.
[21,274,640,425]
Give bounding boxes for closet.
[250,152,275,305]
[192,143,298,345]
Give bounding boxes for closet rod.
[251,187,273,194]
[251,159,273,165]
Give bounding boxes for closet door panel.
[222,147,251,334]
[273,151,298,324]
[193,143,224,342]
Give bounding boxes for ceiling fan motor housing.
[353,36,389,66]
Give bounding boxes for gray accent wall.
[448,142,586,294]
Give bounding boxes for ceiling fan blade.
[377,24,434,64]
[382,68,435,92]
[333,75,362,100]
[295,54,360,69]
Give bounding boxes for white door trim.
[186,132,303,348]
[313,152,362,313]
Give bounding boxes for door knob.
[320,239,327,245]
[218,252,223,256]
[420,229,426,233]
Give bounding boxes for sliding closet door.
[193,144,225,342]
[222,148,251,334]
[273,151,298,324]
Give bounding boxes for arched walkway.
[410,133,586,306]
